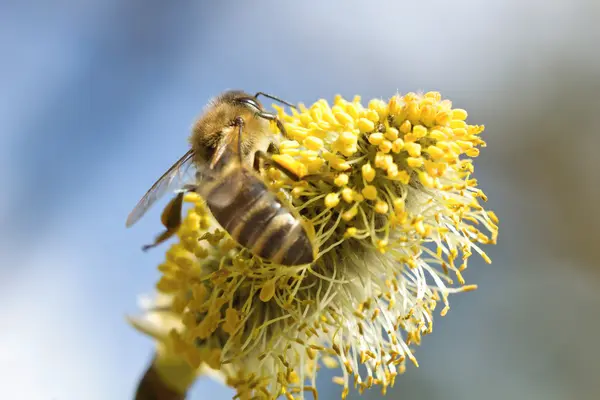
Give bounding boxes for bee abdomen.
[207,173,314,266]
[237,199,314,266]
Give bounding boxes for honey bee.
[126,90,317,266]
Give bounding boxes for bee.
[126,90,318,266]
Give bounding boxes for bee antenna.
[254,92,297,109]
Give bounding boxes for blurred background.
[1,1,599,399]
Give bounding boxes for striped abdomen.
[199,164,315,266]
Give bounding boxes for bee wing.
[195,146,248,209]
[126,149,196,227]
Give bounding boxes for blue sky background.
[2,1,600,399]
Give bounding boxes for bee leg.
[255,111,291,140]
[230,116,245,163]
[253,150,328,183]
[142,191,186,252]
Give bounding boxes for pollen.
[341,187,355,203]
[452,108,468,121]
[342,206,358,221]
[411,124,428,139]
[362,163,376,183]
[407,157,424,168]
[334,173,349,187]
[362,185,378,201]
[368,132,385,145]
[358,118,375,133]
[391,138,404,153]
[303,136,324,151]
[259,278,276,302]
[325,192,341,208]
[379,140,393,153]
[271,154,308,179]
[404,142,421,157]
[375,200,389,214]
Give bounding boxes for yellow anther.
[452,108,468,120]
[450,120,467,129]
[334,173,349,187]
[386,163,399,178]
[481,252,492,264]
[407,157,424,168]
[425,145,445,160]
[385,127,399,141]
[272,154,308,179]
[368,132,384,145]
[223,307,240,334]
[406,102,420,122]
[452,128,467,137]
[309,105,323,122]
[323,356,339,369]
[461,284,478,292]
[418,171,436,188]
[303,136,324,151]
[339,131,357,145]
[412,125,428,139]
[376,240,388,253]
[339,144,358,157]
[429,129,446,140]
[344,227,358,238]
[388,94,402,115]
[375,200,389,214]
[362,163,376,182]
[399,120,412,134]
[466,148,480,157]
[393,198,405,212]
[281,148,300,157]
[420,104,436,126]
[366,109,380,123]
[379,140,393,153]
[425,91,442,101]
[435,111,450,126]
[374,152,386,169]
[280,140,300,150]
[345,102,359,119]
[341,187,354,203]
[342,207,358,221]
[383,154,394,169]
[183,192,201,203]
[291,186,305,198]
[334,110,354,126]
[456,140,474,150]
[396,170,410,184]
[368,98,388,120]
[392,138,404,153]
[323,150,343,163]
[362,185,378,200]
[259,279,276,302]
[306,158,325,173]
[331,160,351,171]
[358,118,375,133]
[332,376,346,386]
[325,193,341,208]
[404,142,421,157]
